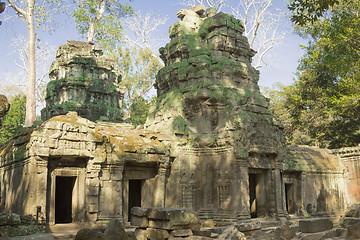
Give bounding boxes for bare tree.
[179,0,225,12]
[116,12,167,120]
[180,0,286,69]
[230,0,285,68]
[124,11,168,66]
[7,0,36,126]
[10,35,55,110]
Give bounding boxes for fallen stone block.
[347,222,360,239]
[74,228,104,240]
[147,208,200,230]
[135,228,147,240]
[192,229,211,237]
[130,215,149,228]
[341,217,360,228]
[345,205,360,218]
[235,221,261,232]
[146,227,170,240]
[103,219,128,240]
[299,218,333,233]
[170,229,193,237]
[217,225,247,240]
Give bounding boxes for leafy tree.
[288,0,340,25]
[129,96,152,126]
[271,1,360,148]
[116,45,163,122]
[73,0,133,44]
[0,95,26,144]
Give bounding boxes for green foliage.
[268,1,360,148]
[288,0,340,25]
[0,95,26,144]
[72,0,133,46]
[113,45,163,119]
[129,96,151,126]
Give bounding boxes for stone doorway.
[249,173,257,218]
[128,180,143,221]
[285,183,295,214]
[55,176,76,223]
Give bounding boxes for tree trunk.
[24,0,36,127]
[87,0,106,43]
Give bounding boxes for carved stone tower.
[145,5,287,223]
[41,40,124,122]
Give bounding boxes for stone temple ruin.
[1,4,360,233]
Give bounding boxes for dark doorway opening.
[285,183,295,214]
[55,176,76,224]
[128,180,142,221]
[249,174,257,218]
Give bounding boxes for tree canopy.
[269,0,360,148]
[0,95,26,144]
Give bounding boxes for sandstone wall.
[145,6,287,222]
[285,146,349,216]
[41,41,124,123]
[0,112,170,225]
[334,147,360,206]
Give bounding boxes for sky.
[0,0,307,96]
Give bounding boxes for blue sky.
[0,0,306,93]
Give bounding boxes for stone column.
[237,160,251,221]
[155,161,168,207]
[35,157,48,223]
[110,164,124,221]
[86,161,101,224]
[273,164,286,219]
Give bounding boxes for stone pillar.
[155,161,168,207]
[86,162,101,224]
[110,164,124,221]
[237,160,251,221]
[35,157,48,223]
[274,164,286,219]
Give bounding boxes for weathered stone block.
[299,218,333,233]
[135,228,147,240]
[347,222,360,239]
[235,221,261,232]
[170,229,193,237]
[146,227,170,240]
[147,208,200,230]
[103,219,129,240]
[192,229,211,237]
[130,216,149,228]
[217,225,247,240]
[345,205,360,217]
[342,217,360,227]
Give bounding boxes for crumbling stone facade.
[0,5,359,229]
[41,41,124,123]
[145,5,287,222]
[0,111,170,226]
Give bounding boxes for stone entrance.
[285,183,295,214]
[55,176,76,223]
[128,180,143,221]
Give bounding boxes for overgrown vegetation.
[266,0,360,148]
[0,95,26,144]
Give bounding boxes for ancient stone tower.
[145,5,287,222]
[41,41,124,122]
